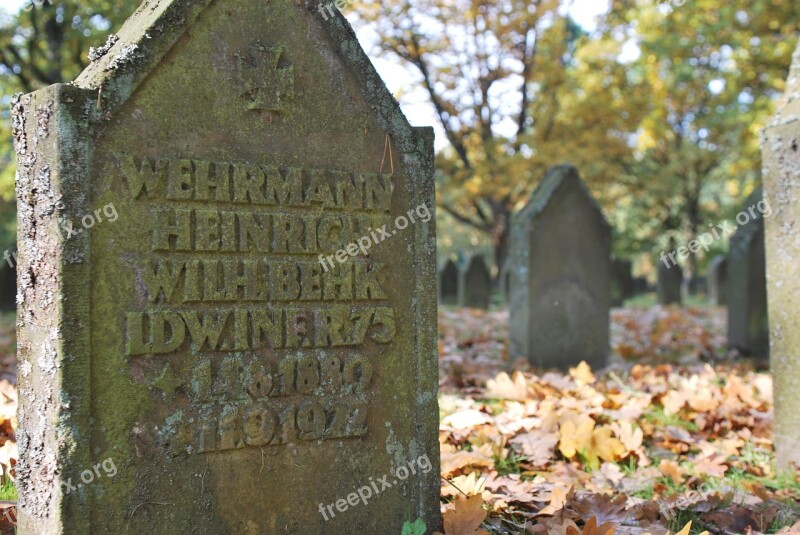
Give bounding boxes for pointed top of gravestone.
[462,254,489,276]
[519,165,609,229]
[73,0,419,150]
[440,258,459,273]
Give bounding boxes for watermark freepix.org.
[318,202,432,272]
[317,454,433,521]
[60,457,118,494]
[3,203,118,270]
[659,198,771,269]
[657,447,772,520]
[316,0,356,20]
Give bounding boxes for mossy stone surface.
[762,43,800,470]
[14,0,440,532]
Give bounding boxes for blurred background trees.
[1,0,798,279]
[603,0,800,278]
[0,0,137,252]
[357,0,799,278]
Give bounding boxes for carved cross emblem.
[237,44,295,112]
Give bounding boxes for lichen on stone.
[88,34,119,62]
[105,43,140,71]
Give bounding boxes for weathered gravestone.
[508,165,610,370]
[657,262,682,305]
[708,255,727,306]
[12,0,440,532]
[727,189,769,360]
[611,258,634,307]
[458,254,491,309]
[438,258,459,305]
[632,276,649,296]
[682,276,706,299]
[763,42,800,469]
[0,260,15,312]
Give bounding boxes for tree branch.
[440,203,492,232]
[406,34,473,170]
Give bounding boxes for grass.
[643,406,700,431]
[665,508,709,534]
[0,478,17,501]
[622,293,714,310]
[494,449,525,476]
[623,293,658,308]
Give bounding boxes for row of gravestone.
[656,188,769,360]
[443,166,771,371]
[437,255,493,308]
[438,254,644,309]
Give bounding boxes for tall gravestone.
[727,189,769,360]
[508,165,610,370]
[12,0,440,532]
[438,259,459,305]
[657,262,682,305]
[708,255,727,306]
[763,43,800,469]
[458,255,491,309]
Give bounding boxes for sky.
[2,0,611,149]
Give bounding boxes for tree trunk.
[491,204,512,282]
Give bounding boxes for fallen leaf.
[434,494,489,535]
[565,516,617,535]
[559,417,595,459]
[510,430,558,467]
[659,459,685,485]
[569,361,596,386]
[485,371,529,401]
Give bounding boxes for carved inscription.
[117,154,397,454]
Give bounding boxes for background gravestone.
[727,189,769,360]
[0,261,15,312]
[682,276,706,299]
[632,276,649,296]
[763,42,800,469]
[657,262,682,305]
[611,258,634,307]
[438,258,459,305]
[508,165,610,370]
[458,255,491,309]
[708,255,727,306]
[12,0,440,532]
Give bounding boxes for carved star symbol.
[237,44,295,112]
[151,363,186,396]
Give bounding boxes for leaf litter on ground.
[438,305,799,535]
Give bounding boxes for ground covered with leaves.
[437,305,800,535]
[0,308,798,534]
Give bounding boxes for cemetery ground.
[0,304,796,533]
